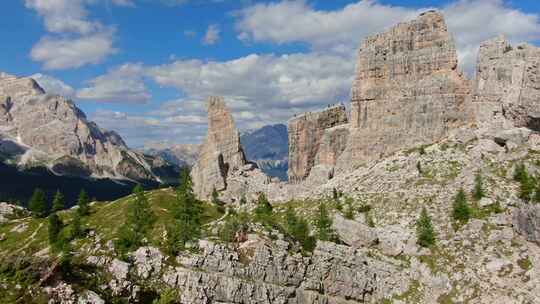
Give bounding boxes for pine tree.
[416,207,436,247]
[71,211,83,239]
[166,168,204,254]
[77,189,90,216]
[28,188,48,218]
[52,190,65,212]
[48,212,63,245]
[315,203,334,241]
[452,188,471,223]
[472,173,485,201]
[332,188,338,200]
[116,185,156,253]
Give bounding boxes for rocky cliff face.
[335,10,473,173]
[191,97,249,199]
[287,105,348,183]
[0,72,175,183]
[474,36,540,131]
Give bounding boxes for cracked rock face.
[474,36,540,131]
[0,73,172,182]
[288,105,348,183]
[336,10,473,173]
[191,96,249,199]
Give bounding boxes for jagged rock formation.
[0,72,175,183]
[191,97,249,199]
[288,105,348,183]
[474,36,540,131]
[335,10,472,173]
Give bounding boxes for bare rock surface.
[474,36,540,131]
[191,96,248,199]
[288,105,348,183]
[336,10,472,173]
[514,203,540,245]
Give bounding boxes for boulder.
[332,213,378,247]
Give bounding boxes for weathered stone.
[288,105,348,183]
[133,246,163,279]
[191,96,248,199]
[336,10,472,172]
[332,213,378,247]
[513,204,540,245]
[474,36,540,131]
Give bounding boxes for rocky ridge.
[0,73,176,183]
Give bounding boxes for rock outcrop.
[335,10,472,172]
[0,72,176,183]
[191,96,248,199]
[288,105,348,183]
[514,204,540,245]
[474,36,540,131]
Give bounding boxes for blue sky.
[1,0,539,147]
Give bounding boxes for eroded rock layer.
[474,36,540,130]
[191,96,248,199]
[336,10,472,172]
[287,105,348,183]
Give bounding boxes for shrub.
[343,197,355,220]
[285,206,316,252]
[219,211,249,243]
[416,207,436,248]
[253,193,274,226]
[472,172,485,201]
[211,187,221,205]
[452,188,471,223]
[315,203,334,241]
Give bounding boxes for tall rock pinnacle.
[336,10,473,172]
[191,96,248,199]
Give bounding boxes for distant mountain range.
[240,124,288,181]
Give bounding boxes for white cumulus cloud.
[202,24,221,45]
[31,73,75,97]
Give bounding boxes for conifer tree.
[71,211,83,239]
[28,188,48,218]
[472,173,485,201]
[52,190,65,212]
[48,212,63,245]
[116,185,156,253]
[77,189,90,216]
[315,203,334,241]
[211,187,220,205]
[452,188,471,223]
[166,168,204,254]
[416,207,436,247]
